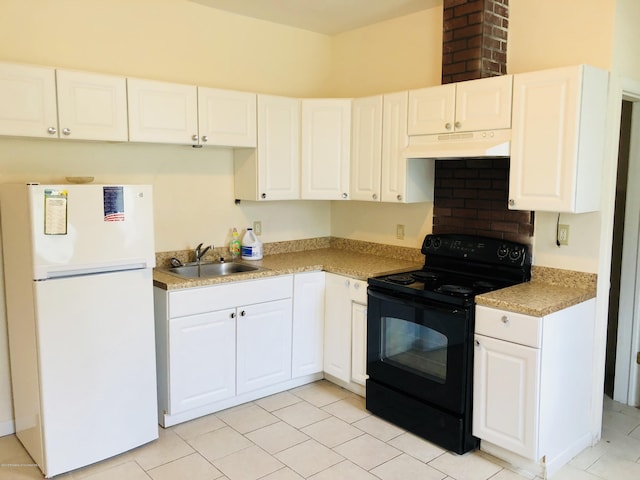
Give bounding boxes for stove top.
[368,234,531,307]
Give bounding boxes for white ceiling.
[189,0,438,35]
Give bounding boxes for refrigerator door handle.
[37,260,150,280]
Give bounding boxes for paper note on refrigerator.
[44,190,68,235]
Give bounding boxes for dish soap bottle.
[241,227,263,260]
[229,228,241,259]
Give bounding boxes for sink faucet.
[195,243,212,263]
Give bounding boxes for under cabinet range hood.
[403,129,511,159]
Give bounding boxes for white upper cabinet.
[0,62,58,138]
[508,65,609,213]
[408,75,512,135]
[301,99,351,200]
[350,95,383,202]
[381,91,434,203]
[56,70,128,141]
[234,94,300,201]
[127,77,199,145]
[198,87,256,147]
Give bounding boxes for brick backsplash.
[433,158,534,244]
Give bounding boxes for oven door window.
[382,316,448,383]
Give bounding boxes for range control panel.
[421,233,530,267]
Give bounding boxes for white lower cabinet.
[323,272,367,395]
[236,298,293,394]
[169,309,236,414]
[473,300,596,478]
[292,272,325,378]
[154,275,325,427]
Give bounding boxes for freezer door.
[25,184,155,279]
[33,269,158,477]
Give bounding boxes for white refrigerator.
[0,184,159,478]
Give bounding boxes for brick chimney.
[442,0,508,83]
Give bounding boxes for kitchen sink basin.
[161,261,265,279]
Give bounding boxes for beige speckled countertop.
[153,238,598,317]
[153,247,422,290]
[476,266,597,316]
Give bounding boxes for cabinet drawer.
[475,306,542,348]
[169,275,293,318]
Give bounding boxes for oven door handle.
[367,288,466,316]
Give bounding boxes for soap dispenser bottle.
[230,228,241,259]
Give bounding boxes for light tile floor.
[1,381,639,480]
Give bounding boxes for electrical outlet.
[558,224,570,246]
[253,220,262,236]
[396,224,405,240]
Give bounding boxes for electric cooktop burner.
[411,271,440,282]
[435,284,475,297]
[386,274,416,285]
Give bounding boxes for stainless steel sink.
[160,261,265,279]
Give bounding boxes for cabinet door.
[128,78,198,145]
[301,99,351,200]
[56,70,128,141]
[292,272,325,378]
[509,65,608,213]
[473,334,541,460]
[323,273,352,382]
[258,95,300,200]
[350,95,382,202]
[350,300,367,386]
[236,299,293,394]
[407,84,455,135]
[198,87,256,147]
[169,309,236,414]
[0,62,58,138]
[454,75,512,133]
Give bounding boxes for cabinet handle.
[192,134,199,142]
[47,127,57,135]
[261,193,267,199]
[372,193,378,200]
[62,128,71,136]
[342,192,348,199]
[354,283,360,290]
[397,194,403,201]
[201,135,208,143]
[454,121,462,129]
[230,312,236,319]
[345,280,350,287]
[240,310,246,317]
[475,339,480,347]
[508,199,515,207]
[445,122,452,130]
[501,315,509,324]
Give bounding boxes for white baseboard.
[0,418,15,437]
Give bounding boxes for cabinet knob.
[342,192,348,199]
[397,194,403,201]
[240,310,246,317]
[454,121,462,129]
[261,193,267,199]
[192,134,199,142]
[47,127,57,135]
[62,128,71,136]
[501,315,509,324]
[475,339,480,347]
[445,122,452,130]
[201,135,208,143]
[230,312,236,319]
[345,280,350,287]
[354,283,360,290]
[372,193,377,200]
[508,199,515,207]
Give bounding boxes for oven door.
[367,287,472,414]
